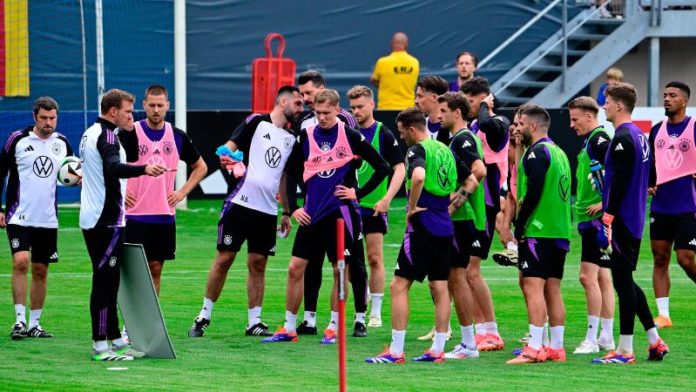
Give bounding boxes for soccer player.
[80,89,165,361]
[649,81,696,328]
[507,105,572,364]
[414,76,451,144]
[347,85,405,328]
[293,71,369,337]
[188,86,303,337]
[567,97,616,354]
[370,32,420,110]
[592,83,669,364]
[119,85,207,295]
[460,77,510,350]
[449,51,477,92]
[262,89,389,344]
[365,107,477,363]
[437,92,485,360]
[0,97,72,340]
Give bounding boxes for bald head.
[391,32,408,51]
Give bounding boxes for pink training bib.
[471,119,510,188]
[303,122,355,182]
[126,120,179,216]
[654,116,696,186]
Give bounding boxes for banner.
[0,0,29,96]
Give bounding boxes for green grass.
[1,198,695,391]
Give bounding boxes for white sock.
[656,297,670,317]
[248,306,262,327]
[646,327,660,346]
[93,340,108,352]
[112,338,126,347]
[15,304,25,324]
[585,315,600,343]
[390,330,406,355]
[121,325,128,338]
[370,293,383,317]
[28,309,42,330]
[542,323,550,346]
[431,332,447,354]
[198,297,214,320]
[617,334,633,354]
[506,241,518,252]
[304,311,317,327]
[327,311,338,332]
[474,323,485,336]
[600,317,614,342]
[283,311,297,333]
[528,324,544,350]
[355,312,366,324]
[484,321,499,336]
[550,325,564,349]
[460,324,476,349]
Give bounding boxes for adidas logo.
[269,246,276,253]
[601,254,610,261]
[24,145,34,152]
[472,240,481,248]
[49,252,58,260]
[528,152,536,159]
[614,143,624,151]
[358,233,364,240]
[344,249,351,256]
[263,133,271,140]
[407,151,415,158]
[393,141,398,146]
[689,239,696,246]
[521,261,529,269]
[463,141,472,148]
[597,136,608,144]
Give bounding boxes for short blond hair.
[606,67,624,82]
[314,89,340,106]
[101,89,135,114]
[568,96,600,116]
[346,85,374,100]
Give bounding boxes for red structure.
[251,33,296,113]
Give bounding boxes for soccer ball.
[57,156,82,186]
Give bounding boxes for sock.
[112,338,126,347]
[283,311,297,333]
[617,334,633,354]
[585,315,600,343]
[15,304,25,324]
[528,324,544,350]
[370,293,383,317]
[655,297,670,317]
[484,321,499,336]
[327,311,338,332]
[355,312,366,324]
[460,324,476,349]
[198,297,214,320]
[121,325,128,339]
[93,340,109,352]
[431,332,447,354]
[28,309,42,329]
[474,323,485,336]
[248,306,262,327]
[550,325,564,349]
[506,241,518,252]
[600,317,614,342]
[390,330,406,355]
[542,323,550,346]
[304,311,317,328]
[646,327,660,346]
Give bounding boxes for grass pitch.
[1,198,695,391]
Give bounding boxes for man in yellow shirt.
[371,32,420,110]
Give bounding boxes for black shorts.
[650,212,696,252]
[518,238,569,279]
[360,212,388,235]
[450,220,488,268]
[6,224,58,263]
[82,226,125,269]
[610,219,641,271]
[218,202,277,256]
[292,207,364,266]
[395,220,450,282]
[125,219,176,261]
[579,221,610,268]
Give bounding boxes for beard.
[665,108,676,117]
[521,132,532,147]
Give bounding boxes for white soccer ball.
[57,156,82,186]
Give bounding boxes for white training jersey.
[227,114,296,215]
[0,127,73,228]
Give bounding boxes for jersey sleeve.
[97,130,147,178]
[57,134,74,157]
[515,144,550,237]
[229,114,264,152]
[406,144,426,178]
[380,126,405,167]
[605,132,636,216]
[451,133,481,167]
[478,103,510,152]
[0,133,18,211]
[587,130,611,165]
[117,128,139,162]
[174,128,202,165]
[338,110,358,130]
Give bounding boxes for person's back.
[371,32,419,110]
